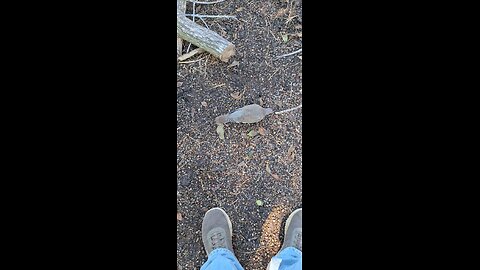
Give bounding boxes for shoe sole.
[284,208,302,235]
[204,207,232,235]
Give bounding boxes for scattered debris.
[275,48,302,59]
[266,163,272,174]
[258,97,264,106]
[230,91,242,100]
[216,124,225,140]
[247,130,258,138]
[275,104,302,115]
[178,48,206,61]
[286,145,295,163]
[266,162,280,180]
[227,60,240,68]
[258,127,266,136]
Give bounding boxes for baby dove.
[216,104,274,124]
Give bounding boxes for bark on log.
[177,11,235,62]
[177,0,187,57]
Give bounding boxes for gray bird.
[215,104,274,124]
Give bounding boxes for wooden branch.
[177,10,235,62]
[177,0,187,57]
[275,104,302,115]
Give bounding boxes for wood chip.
[230,91,242,100]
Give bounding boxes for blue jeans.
[200,247,302,270]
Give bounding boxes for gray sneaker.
[201,207,234,255]
[281,208,302,251]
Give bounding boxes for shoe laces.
[210,232,226,249]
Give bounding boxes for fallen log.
[177,0,187,57]
[177,10,235,62]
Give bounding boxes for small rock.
[180,170,194,186]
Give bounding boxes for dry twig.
[275,48,302,59]
[187,0,226,4]
[185,14,237,19]
[275,104,302,115]
[178,48,206,61]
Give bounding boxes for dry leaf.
[177,82,183,87]
[288,152,296,163]
[258,127,266,136]
[216,124,225,140]
[227,60,239,68]
[236,7,244,12]
[266,162,280,179]
[201,101,207,107]
[247,130,258,137]
[266,163,272,174]
[177,212,183,221]
[238,161,246,167]
[230,92,242,100]
[286,145,295,163]
[287,145,295,156]
[275,8,288,18]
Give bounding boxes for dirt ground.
[177,0,302,269]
